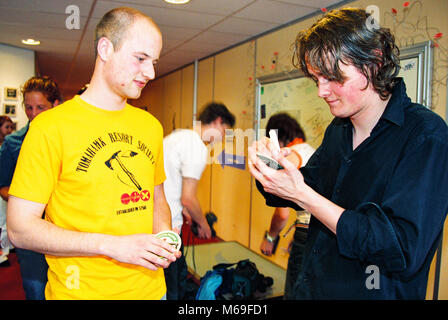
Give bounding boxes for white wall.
[0,43,35,130]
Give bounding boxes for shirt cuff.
[336,205,407,273]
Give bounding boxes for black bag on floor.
[210,259,273,300]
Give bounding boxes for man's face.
[307,62,377,119]
[104,18,162,100]
[214,121,231,144]
[202,119,231,144]
[24,91,55,122]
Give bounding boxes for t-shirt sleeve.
[180,134,207,180]
[9,122,61,204]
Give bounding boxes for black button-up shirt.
[258,79,448,299]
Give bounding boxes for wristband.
[264,231,277,243]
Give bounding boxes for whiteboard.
[398,56,419,103]
[256,72,333,149]
[398,41,433,108]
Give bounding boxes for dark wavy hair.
[198,102,235,127]
[21,76,62,104]
[266,113,305,146]
[292,8,400,100]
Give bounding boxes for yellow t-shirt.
[10,96,167,299]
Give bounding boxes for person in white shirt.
[163,102,235,300]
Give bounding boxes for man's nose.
[142,63,155,81]
[317,81,331,98]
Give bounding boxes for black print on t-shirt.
[105,150,142,190]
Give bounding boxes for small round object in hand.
[155,230,182,251]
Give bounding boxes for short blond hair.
[95,7,159,54]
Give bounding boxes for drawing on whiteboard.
[258,76,333,149]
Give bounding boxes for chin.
[125,90,142,100]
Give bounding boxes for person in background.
[0,76,61,298]
[0,116,13,146]
[0,115,13,266]
[7,7,180,300]
[163,101,235,300]
[77,84,89,95]
[249,8,448,299]
[259,113,315,299]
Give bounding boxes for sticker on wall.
[218,150,245,170]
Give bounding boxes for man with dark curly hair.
[249,8,448,299]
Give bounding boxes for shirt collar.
[378,78,410,127]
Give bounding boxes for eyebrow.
[135,51,159,64]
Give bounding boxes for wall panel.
[195,57,215,215]
[181,64,194,129]
[211,42,255,246]
[163,70,182,135]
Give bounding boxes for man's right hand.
[196,221,212,239]
[101,233,180,271]
[260,238,275,256]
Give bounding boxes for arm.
[152,183,173,234]
[0,139,14,201]
[7,195,178,271]
[260,207,289,256]
[181,177,211,239]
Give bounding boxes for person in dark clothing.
[249,8,448,299]
[0,76,61,299]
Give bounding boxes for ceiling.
[0,0,347,98]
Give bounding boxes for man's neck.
[351,95,391,149]
[80,71,127,111]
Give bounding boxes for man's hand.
[248,138,345,235]
[100,233,181,271]
[196,220,212,239]
[260,238,275,256]
[248,138,306,204]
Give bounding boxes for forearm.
[153,184,172,233]
[268,207,290,237]
[8,211,112,257]
[294,184,344,234]
[182,194,211,239]
[182,196,206,226]
[8,196,178,270]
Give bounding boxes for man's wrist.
[264,231,278,243]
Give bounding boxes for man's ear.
[52,99,60,107]
[96,37,114,61]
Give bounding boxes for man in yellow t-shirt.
[7,7,180,299]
